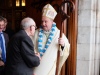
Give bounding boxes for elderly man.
[4,17,41,75]
[0,16,9,75]
[31,4,70,75]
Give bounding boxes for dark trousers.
[0,66,4,75]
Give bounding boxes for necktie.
[0,33,6,62]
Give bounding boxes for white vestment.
[31,27,70,75]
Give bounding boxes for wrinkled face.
[0,21,5,32]
[41,16,53,31]
[30,22,37,36]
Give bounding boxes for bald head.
[21,17,36,29]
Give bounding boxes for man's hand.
[0,60,4,66]
[35,53,41,61]
[58,38,65,46]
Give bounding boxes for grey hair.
[0,16,5,21]
[21,17,35,29]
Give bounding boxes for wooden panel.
[65,0,78,75]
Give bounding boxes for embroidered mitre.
[42,4,57,20]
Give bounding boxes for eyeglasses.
[31,25,37,30]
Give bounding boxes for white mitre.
[42,4,57,20]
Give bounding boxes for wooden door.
[64,0,78,75]
[58,0,78,75]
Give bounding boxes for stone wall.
[77,0,100,75]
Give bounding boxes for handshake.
[35,52,41,61]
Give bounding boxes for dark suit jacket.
[0,32,9,74]
[3,32,9,47]
[4,30,40,75]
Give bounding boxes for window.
[22,0,25,6]
[16,0,20,7]
[16,0,26,7]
